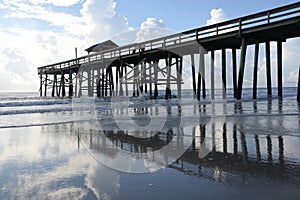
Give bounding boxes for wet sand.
[1,99,300,199]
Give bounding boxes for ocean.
[0,88,300,199]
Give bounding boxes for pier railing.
[38,2,300,74]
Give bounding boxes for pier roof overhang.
[85,40,119,54]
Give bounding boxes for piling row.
[38,39,294,100]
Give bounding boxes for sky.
[0,0,299,92]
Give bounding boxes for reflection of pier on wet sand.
[74,99,300,185]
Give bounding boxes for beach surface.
[0,90,300,199]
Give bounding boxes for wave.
[0,99,72,108]
[0,107,73,116]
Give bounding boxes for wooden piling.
[197,58,201,101]
[222,49,226,99]
[109,67,114,96]
[44,74,48,97]
[105,69,108,97]
[75,72,78,97]
[52,74,57,97]
[116,66,120,96]
[69,71,73,97]
[165,54,172,100]
[200,48,206,99]
[102,68,105,97]
[125,65,128,96]
[96,68,101,97]
[253,42,259,99]
[297,66,300,101]
[40,74,43,97]
[119,64,124,96]
[149,62,153,96]
[237,38,247,100]
[133,66,137,97]
[176,57,183,99]
[143,62,147,94]
[211,50,215,100]
[277,41,283,98]
[232,49,237,98]
[191,54,196,98]
[78,71,83,97]
[265,41,272,98]
[61,73,66,97]
[91,69,95,96]
[87,70,92,97]
[154,61,159,99]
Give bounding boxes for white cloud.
[136,18,168,43]
[29,0,83,7]
[0,0,132,91]
[206,8,226,25]
[80,0,131,44]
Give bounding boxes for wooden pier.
[38,2,300,100]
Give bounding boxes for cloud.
[206,8,226,25]
[136,18,168,43]
[0,0,133,91]
[80,0,131,44]
[287,70,298,83]
[28,0,83,7]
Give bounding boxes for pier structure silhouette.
[38,2,300,100]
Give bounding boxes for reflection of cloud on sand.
[86,160,120,200]
[0,125,122,199]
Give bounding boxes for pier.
[38,2,300,100]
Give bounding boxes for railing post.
[239,19,242,37]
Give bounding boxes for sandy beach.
[1,91,300,199]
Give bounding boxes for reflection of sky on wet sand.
[1,100,300,199]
